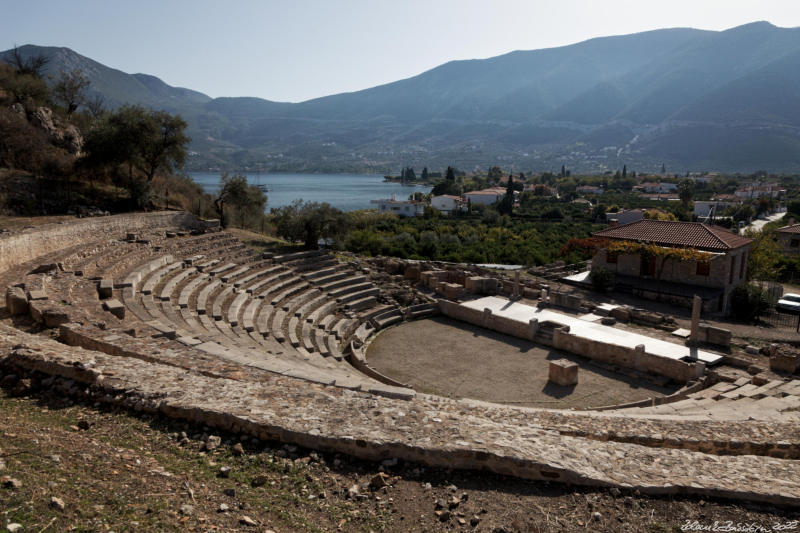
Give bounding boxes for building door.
[640,254,655,277]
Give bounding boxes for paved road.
[746,211,785,232]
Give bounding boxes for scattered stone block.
[28,301,45,323]
[43,309,70,328]
[29,263,60,274]
[27,289,47,301]
[97,279,113,299]
[745,345,760,355]
[548,359,578,386]
[103,298,125,319]
[609,306,630,322]
[404,265,421,281]
[671,328,691,338]
[770,353,800,374]
[442,282,464,300]
[6,286,28,315]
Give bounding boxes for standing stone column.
[513,269,521,299]
[689,295,701,343]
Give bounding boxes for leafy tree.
[6,72,48,104]
[82,105,190,208]
[446,166,456,181]
[497,175,514,215]
[746,229,783,283]
[591,203,606,222]
[421,167,428,181]
[677,178,694,206]
[214,173,267,229]
[487,166,503,182]
[405,167,416,180]
[271,200,346,249]
[589,266,614,292]
[561,165,566,178]
[52,68,90,118]
[730,284,770,321]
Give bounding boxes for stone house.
[592,220,753,312]
[776,223,800,255]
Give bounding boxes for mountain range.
[5,21,800,174]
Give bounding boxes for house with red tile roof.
[776,222,800,255]
[591,220,753,312]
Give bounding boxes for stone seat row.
[113,242,390,378]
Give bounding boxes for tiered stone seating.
[4,214,800,506]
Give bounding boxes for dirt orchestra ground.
[366,317,676,409]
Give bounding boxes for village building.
[371,198,425,217]
[575,185,604,195]
[734,182,785,199]
[776,222,800,255]
[606,209,643,226]
[430,194,461,214]
[464,187,507,206]
[591,220,752,312]
[633,182,678,194]
[694,200,740,221]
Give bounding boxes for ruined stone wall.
[0,211,204,274]
[551,328,635,367]
[438,299,538,340]
[552,328,697,383]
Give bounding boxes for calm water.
[189,172,431,212]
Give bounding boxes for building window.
[740,252,746,279]
[696,262,710,276]
[792,239,799,248]
[606,251,618,264]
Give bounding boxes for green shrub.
[589,266,614,292]
[730,284,770,321]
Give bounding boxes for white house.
[464,187,506,206]
[694,200,739,220]
[431,195,461,213]
[372,198,425,217]
[734,182,785,199]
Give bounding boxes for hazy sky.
[3,0,800,102]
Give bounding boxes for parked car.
[777,293,800,313]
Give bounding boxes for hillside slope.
[5,22,800,172]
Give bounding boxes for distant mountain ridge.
[5,22,800,173]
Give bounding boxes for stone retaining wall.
[0,211,206,275]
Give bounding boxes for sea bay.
[189,172,431,212]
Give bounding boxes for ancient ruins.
[1,212,798,506]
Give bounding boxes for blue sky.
[2,0,800,102]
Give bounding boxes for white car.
[777,293,800,313]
